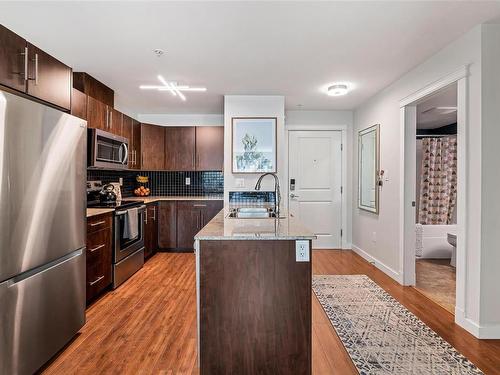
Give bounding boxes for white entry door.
[288,130,342,249]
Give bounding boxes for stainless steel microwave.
[88,128,129,169]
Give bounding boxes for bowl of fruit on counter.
[134,175,151,197]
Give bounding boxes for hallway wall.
[352,24,493,337]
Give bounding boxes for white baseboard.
[351,244,403,284]
[455,307,500,339]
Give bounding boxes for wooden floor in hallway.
[40,250,500,375]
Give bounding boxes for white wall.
[479,24,500,330]
[223,96,285,205]
[352,25,488,336]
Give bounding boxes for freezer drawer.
[0,249,86,375]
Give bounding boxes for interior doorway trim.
[285,124,349,249]
[399,65,469,329]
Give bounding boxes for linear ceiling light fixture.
[139,75,207,101]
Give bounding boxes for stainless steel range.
[87,182,146,288]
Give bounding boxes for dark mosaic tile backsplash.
[87,170,224,197]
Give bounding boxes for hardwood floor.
[415,258,456,314]
[40,250,500,375]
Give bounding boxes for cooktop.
[87,200,144,210]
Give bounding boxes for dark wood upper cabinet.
[196,126,224,171]
[164,127,196,171]
[121,115,133,168]
[86,96,107,131]
[70,88,87,120]
[158,201,177,249]
[131,119,142,170]
[26,43,71,110]
[109,108,122,135]
[141,123,165,170]
[73,72,114,107]
[0,25,26,92]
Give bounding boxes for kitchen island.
[194,209,316,375]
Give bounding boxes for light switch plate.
[185,177,191,185]
[296,240,310,262]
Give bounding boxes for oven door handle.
[115,205,146,216]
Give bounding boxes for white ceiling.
[417,84,457,129]
[1,1,499,115]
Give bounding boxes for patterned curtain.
[418,136,457,224]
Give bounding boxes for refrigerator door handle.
[5,248,84,287]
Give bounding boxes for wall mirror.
[358,124,380,214]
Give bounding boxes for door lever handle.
[290,193,300,198]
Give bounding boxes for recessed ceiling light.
[139,75,207,101]
[327,84,349,96]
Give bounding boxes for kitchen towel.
[123,207,139,239]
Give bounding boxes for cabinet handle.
[110,110,113,130]
[89,244,105,252]
[152,207,156,221]
[193,204,207,208]
[18,46,28,81]
[90,220,106,227]
[144,212,148,224]
[89,275,104,286]
[33,53,38,85]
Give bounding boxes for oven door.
[114,205,146,262]
[89,128,129,169]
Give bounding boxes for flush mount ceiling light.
[327,84,349,96]
[139,75,207,101]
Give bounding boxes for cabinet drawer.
[87,227,112,264]
[86,257,112,302]
[87,214,112,233]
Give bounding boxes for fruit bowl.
[134,185,150,197]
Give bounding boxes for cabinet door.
[109,108,122,135]
[158,201,177,249]
[164,127,196,171]
[26,43,71,110]
[70,88,87,120]
[121,115,133,168]
[131,119,142,169]
[196,126,224,171]
[201,200,224,227]
[144,204,158,259]
[0,25,27,92]
[177,201,201,250]
[87,96,108,130]
[141,123,165,170]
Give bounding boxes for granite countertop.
[122,195,224,204]
[87,195,223,217]
[195,209,316,241]
[86,208,115,218]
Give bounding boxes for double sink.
[227,207,281,219]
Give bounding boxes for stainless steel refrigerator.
[0,89,87,375]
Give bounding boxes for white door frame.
[285,125,349,249]
[399,65,469,323]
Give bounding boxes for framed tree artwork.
[231,117,277,173]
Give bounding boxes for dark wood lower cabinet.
[157,200,223,251]
[158,201,177,249]
[144,203,158,259]
[199,240,312,374]
[86,213,113,304]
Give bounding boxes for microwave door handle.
[118,143,123,163]
[122,143,129,165]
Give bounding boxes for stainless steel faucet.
[254,172,281,217]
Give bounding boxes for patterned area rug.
[312,275,483,375]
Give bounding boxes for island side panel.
[199,240,312,375]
